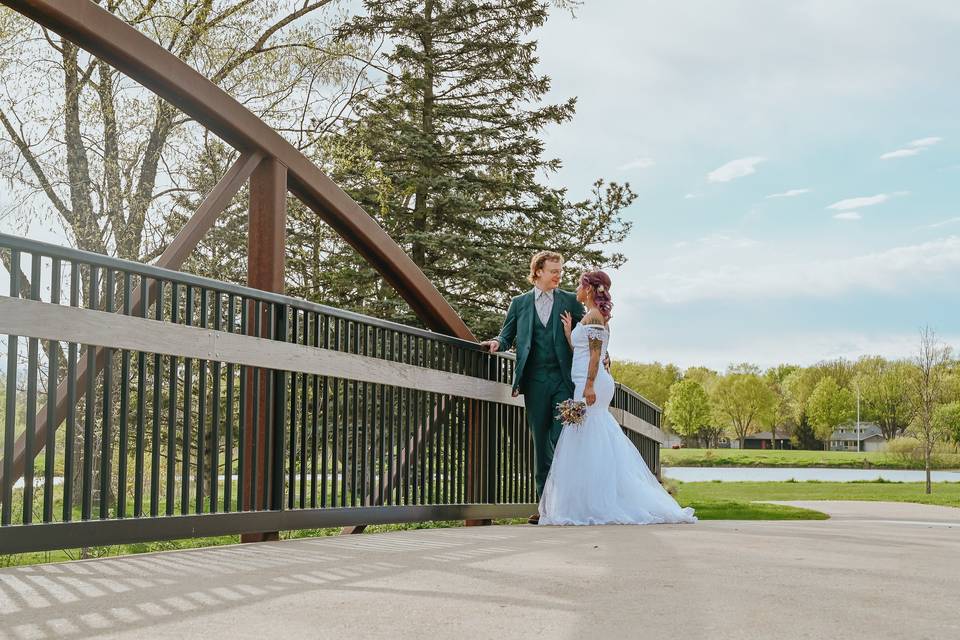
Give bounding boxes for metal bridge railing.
[0,234,664,554]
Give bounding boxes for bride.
[538,270,697,526]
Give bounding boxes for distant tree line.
[613,328,960,493]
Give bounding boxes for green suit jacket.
[496,288,585,393]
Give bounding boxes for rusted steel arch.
[4,0,474,340]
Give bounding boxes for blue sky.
[1,1,957,371]
[534,0,960,369]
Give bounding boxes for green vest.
[528,311,561,372]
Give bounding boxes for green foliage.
[853,358,915,440]
[933,401,960,445]
[807,376,855,443]
[683,366,720,394]
[664,380,712,440]
[711,372,776,446]
[764,364,799,446]
[610,361,681,411]
[305,0,635,337]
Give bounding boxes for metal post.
[242,157,286,543]
[856,383,861,453]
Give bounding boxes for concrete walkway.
[1,501,959,639]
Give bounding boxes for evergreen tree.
[302,0,634,337]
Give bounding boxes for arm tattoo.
[587,335,602,383]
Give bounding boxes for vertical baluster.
[196,288,207,514]
[61,264,79,522]
[350,322,358,506]
[378,379,386,506]
[411,337,420,505]
[359,326,368,506]
[23,253,41,524]
[403,347,411,505]
[181,286,193,515]
[311,313,322,509]
[269,303,286,512]
[224,294,235,513]
[43,258,61,523]
[331,317,341,507]
[317,314,327,509]
[166,281,178,516]
[288,309,298,510]
[235,296,246,512]
[381,329,397,505]
[299,312,309,509]
[98,268,115,520]
[82,264,98,521]
[250,301,261,510]
[2,249,20,526]
[150,281,163,517]
[211,291,221,513]
[134,275,147,517]
[343,322,351,506]
[117,271,131,519]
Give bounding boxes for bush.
[887,437,960,469]
[886,437,924,465]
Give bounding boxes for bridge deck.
[1,503,958,639]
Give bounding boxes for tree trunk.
[411,0,435,269]
[925,443,932,494]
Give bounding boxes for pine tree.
[299,0,634,337]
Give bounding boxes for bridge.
[2,4,960,639]
[0,0,663,554]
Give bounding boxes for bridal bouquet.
[555,399,587,428]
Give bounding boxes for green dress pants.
[522,368,572,499]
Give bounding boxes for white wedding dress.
[538,323,697,525]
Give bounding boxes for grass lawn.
[661,447,960,470]
[675,480,960,509]
[681,500,828,520]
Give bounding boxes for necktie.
[536,291,552,327]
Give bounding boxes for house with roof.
[726,431,794,450]
[829,422,886,452]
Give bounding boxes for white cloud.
[683,193,697,199]
[834,211,862,221]
[827,194,892,210]
[618,157,656,171]
[909,136,942,148]
[633,236,960,304]
[927,217,960,229]
[707,156,766,183]
[880,148,921,160]
[766,188,811,199]
[880,136,942,159]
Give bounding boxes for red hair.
[579,270,612,320]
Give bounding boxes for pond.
[662,467,960,483]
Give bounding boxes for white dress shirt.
[533,286,554,327]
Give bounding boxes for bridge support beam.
[242,157,287,543]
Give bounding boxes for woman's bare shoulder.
[581,309,606,326]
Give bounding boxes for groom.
[481,251,584,524]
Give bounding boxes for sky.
[2,1,958,372]
[533,0,960,369]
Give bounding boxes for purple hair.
[580,270,613,320]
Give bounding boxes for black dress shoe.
[527,513,540,525]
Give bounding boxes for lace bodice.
[571,322,609,381]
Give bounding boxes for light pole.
[855,381,861,453]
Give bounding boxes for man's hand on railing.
[480,339,500,353]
